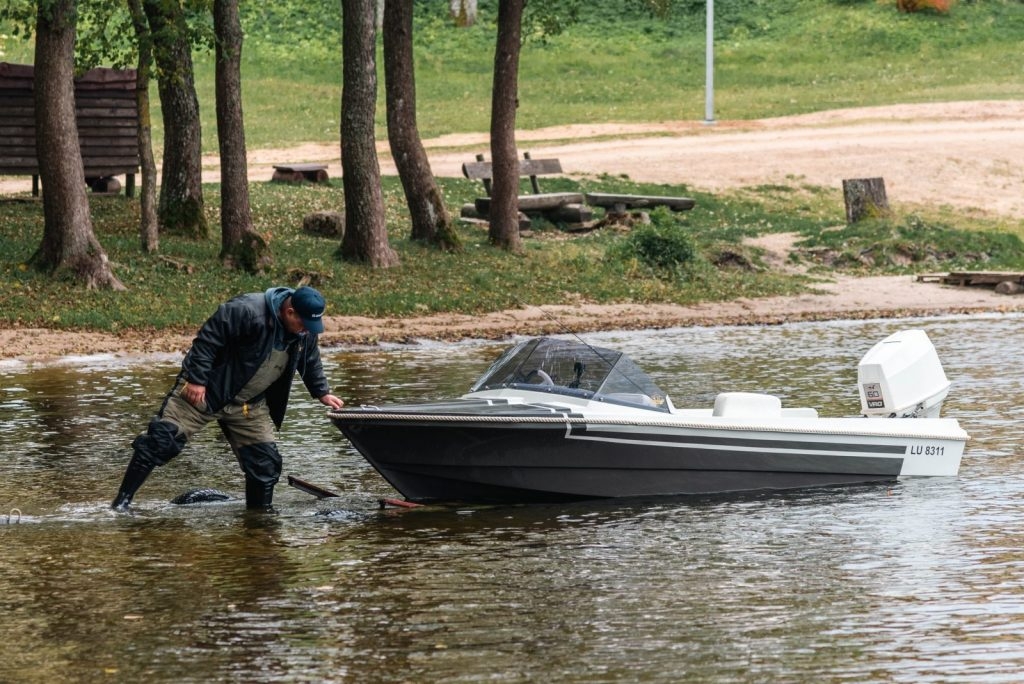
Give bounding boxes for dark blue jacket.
[180,289,331,429]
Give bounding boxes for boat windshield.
[469,337,671,412]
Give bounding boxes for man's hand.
[180,381,207,408]
[319,393,345,410]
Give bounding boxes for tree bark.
[383,0,460,251]
[30,0,125,290]
[488,0,524,252]
[842,177,891,224]
[127,0,159,253]
[339,0,399,267]
[214,0,271,273]
[143,0,207,239]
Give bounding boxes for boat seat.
[712,392,781,418]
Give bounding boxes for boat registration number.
[909,444,945,456]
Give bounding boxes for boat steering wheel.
[524,369,555,386]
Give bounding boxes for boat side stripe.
[566,427,907,454]
[328,411,969,442]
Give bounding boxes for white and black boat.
[329,330,967,504]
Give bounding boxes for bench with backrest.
[461,152,591,223]
[0,62,140,197]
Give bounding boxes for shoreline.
[3,275,1022,365]
[3,101,1022,365]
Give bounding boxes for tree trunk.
[383,0,460,251]
[339,0,399,267]
[214,0,271,273]
[127,0,159,253]
[450,0,477,26]
[488,0,524,252]
[143,0,207,239]
[842,177,891,224]
[30,0,125,290]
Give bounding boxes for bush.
[608,208,697,275]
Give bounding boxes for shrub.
[609,208,697,275]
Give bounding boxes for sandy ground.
[2,100,1023,363]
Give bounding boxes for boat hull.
[332,413,962,504]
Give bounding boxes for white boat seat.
[713,392,781,418]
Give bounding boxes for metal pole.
[704,0,715,125]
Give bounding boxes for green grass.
[5,0,1023,150]
[2,0,1024,333]
[221,0,1024,149]
[2,174,1021,332]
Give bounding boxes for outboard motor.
[858,330,951,418]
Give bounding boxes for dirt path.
[2,101,1023,363]
[242,100,1024,219]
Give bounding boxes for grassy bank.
[2,175,1022,332]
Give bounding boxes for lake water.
[1,314,1022,682]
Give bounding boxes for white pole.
[704,0,715,124]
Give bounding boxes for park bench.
[0,62,140,197]
[461,152,591,224]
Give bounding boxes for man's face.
[281,299,308,336]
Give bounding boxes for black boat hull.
[334,418,906,504]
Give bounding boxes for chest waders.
[113,352,289,511]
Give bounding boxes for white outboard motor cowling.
[857,330,950,418]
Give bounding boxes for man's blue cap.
[292,286,325,335]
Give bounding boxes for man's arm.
[299,338,344,409]
[180,299,257,406]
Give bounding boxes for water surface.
[1,315,1022,682]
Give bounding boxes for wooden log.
[271,164,329,184]
[995,281,1024,295]
[546,203,593,224]
[842,177,891,223]
[474,192,584,214]
[460,203,484,219]
[585,192,695,212]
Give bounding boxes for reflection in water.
[1,314,1023,681]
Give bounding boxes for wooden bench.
[585,192,695,213]
[461,152,591,224]
[271,163,329,184]
[0,62,140,197]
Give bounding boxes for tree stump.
[302,210,345,238]
[995,280,1024,296]
[843,177,891,224]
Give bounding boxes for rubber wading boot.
[244,477,275,510]
[111,454,156,511]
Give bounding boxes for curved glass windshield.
[470,337,671,412]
